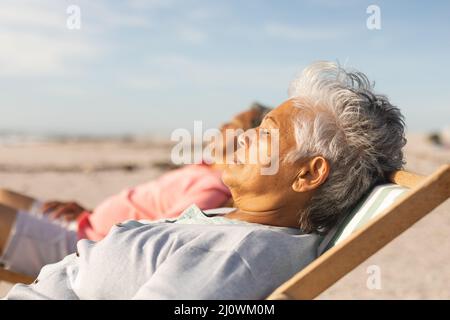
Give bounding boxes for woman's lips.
[233,142,254,165]
[234,149,245,165]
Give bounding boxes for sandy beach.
[0,133,449,299]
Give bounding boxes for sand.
[0,133,449,299]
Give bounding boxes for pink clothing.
[77,164,231,241]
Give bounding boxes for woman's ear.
[292,156,330,193]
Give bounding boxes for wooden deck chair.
[267,164,450,299]
[0,267,34,284]
[1,165,449,299]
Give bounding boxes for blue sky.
[0,0,449,136]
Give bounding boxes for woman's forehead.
[268,100,302,123]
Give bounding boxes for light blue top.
[5,205,321,300]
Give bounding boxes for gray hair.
[287,61,406,234]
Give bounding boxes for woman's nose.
[238,130,249,148]
[238,129,256,148]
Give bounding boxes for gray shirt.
[5,205,321,300]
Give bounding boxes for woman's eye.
[259,128,270,135]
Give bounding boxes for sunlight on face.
[208,108,266,165]
[223,99,301,187]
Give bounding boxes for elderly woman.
[4,61,406,300]
[0,104,271,277]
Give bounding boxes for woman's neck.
[224,207,300,228]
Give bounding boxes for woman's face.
[210,108,265,165]
[222,99,305,211]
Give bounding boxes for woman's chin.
[221,164,241,187]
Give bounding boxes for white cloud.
[122,75,167,90]
[78,1,153,30]
[128,0,175,10]
[0,2,65,29]
[265,23,347,41]
[0,30,98,77]
[124,54,293,91]
[186,7,218,21]
[0,1,152,77]
[0,1,153,31]
[304,0,361,8]
[177,27,208,44]
[94,10,151,29]
[0,0,211,78]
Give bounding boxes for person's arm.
[4,254,80,300]
[0,187,89,222]
[42,201,90,221]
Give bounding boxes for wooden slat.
[0,267,34,284]
[389,170,426,188]
[267,164,450,300]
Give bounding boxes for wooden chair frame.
[0,267,34,284]
[267,164,450,299]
